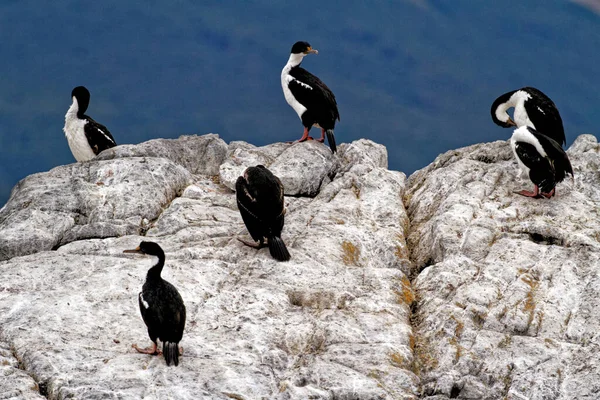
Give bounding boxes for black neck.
[146,254,165,280]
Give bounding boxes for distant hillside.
[1,0,599,206]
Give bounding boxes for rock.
[0,158,192,261]
[220,140,338,197]
[406,135,600,399]
[4,131,598,399]
[96,133,228,175]
[0,134,416,399]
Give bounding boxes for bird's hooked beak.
[123,246,143,255]
[305,47,318,55]
[506,117,517,127]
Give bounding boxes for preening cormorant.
[63,86,117,161]
[491,87,566,147]
[236,165,291,261]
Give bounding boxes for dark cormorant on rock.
[236,165,291,261]
[510,126,573,198]
[63,86,117,161]
[123,241,186,366]
[491,86,566,147]
[281,41,340,153]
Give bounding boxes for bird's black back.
[528,128,573,183]
[236,166,285,242]
[522,87,566,147]
[288,66,340,129]
[514,141,556,193]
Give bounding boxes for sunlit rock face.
[406,134,600,399]
[0,134,416,399]
[2,132,598,399]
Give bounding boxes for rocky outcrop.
[0,135,415,399]
[1,132,598,400]
[406,134,600,399]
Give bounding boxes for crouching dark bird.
[236,165,291,261]
[123,241,186,366]
[510,126,573,198]
[63,86,117,161]
[281,41,340,153]
[491,86,566,147]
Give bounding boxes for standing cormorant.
[510,126,573,198]
[236,165,291,261]
[491,87,566,147]
[281,41,340,153]
[63,86,117,161]
[123,241,186,366]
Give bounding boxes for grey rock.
[406,134,600,399]
[97,133,228,175]
[0,157,192,261]
[220,140,338,197]
[0,134,416,399]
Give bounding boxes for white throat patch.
[281,53,309,119]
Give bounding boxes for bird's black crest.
[291,41,312,54]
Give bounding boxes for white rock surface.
[406,134,600,399]
[3,132,599,400]
[0,134,415,399]
[219,140,338,197]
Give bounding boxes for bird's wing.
[139,291,162,333]
[530,130,573,182]
[84,116,117,155]
[287,67,340,121]
[236,176,265,242]
[523,89,566,146]
[272,176,286,234]
[514,141,556,192]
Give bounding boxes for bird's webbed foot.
[132,342,161,355]
[237,237,267,249]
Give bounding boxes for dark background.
[1,1,599,206]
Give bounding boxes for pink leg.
[298,127,314,142]
[541,188,555,198]
[132,342,161,355]
[515,185,542,198]
[237,237,266,249]
[315,128,326,143]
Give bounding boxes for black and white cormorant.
[491,87,566,147]
[63,86,117,161]
[236,165,291,261]
[281,41,340,153]
[510,126,573,198]
[123,241,186,366]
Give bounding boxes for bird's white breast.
[281,65,307,119]
[63,100,95,162]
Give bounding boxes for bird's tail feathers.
[326,129,337,153]
[163,341,180,366]
[268,236,291,262]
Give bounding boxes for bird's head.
[290,41,318,56]
[491,89,522,128]
[124,241,165,258]
[71,86,90,115]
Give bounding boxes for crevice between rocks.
[4,339,50,399]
